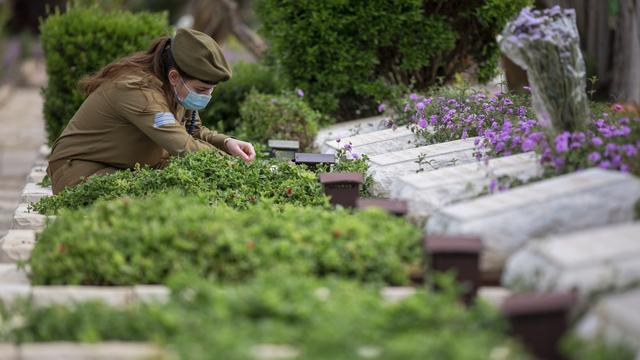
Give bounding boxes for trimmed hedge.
[2,273,528,359]
[256,0,532,120]
[199,61,285,134]
[238,90,321,151]
[40,5,169,144]
[29,193,422,285]
[32,150,328,214]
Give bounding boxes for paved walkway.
[0,88,46,237]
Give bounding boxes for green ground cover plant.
[1,272,529,360]
[29,192,422,286]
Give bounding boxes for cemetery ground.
[1,3,640,360]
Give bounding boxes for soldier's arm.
[185,110,233,154]
[115,88,222,156]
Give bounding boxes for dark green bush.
[40,4,169,144]
[29,192,422,285]
[199,61,285,133]
[256,0,531,120]
[238,90,320,151]
[32,150,328,214]
[3,272,528,360]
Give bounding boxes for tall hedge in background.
[40,5,169,145]
[256,0,531,120]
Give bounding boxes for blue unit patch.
[153,112,176,128]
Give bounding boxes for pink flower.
[295,88,304,97]
[377,103,385,113]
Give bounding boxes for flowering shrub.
[499,6,590,132]
[2,272,527,359]
[325,140,373,196]
[402,89,535,148]
[29,193,422,285]
[401,88,640,194]
[33,150,328,214]
[238,90,320,151]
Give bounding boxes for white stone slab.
[19,182,52,204]
[477,287,513,309]
[576,288,640,355]
[426,169,640,274]
[324,126,421,156]
[27,166,47,184]
[0,285,170,307]
[368,137,479,196]
[0,284,31,306]
[0,263,29,285]
[380,287,416,303]
[1,229,36,262]
[315,115,389,152]
[14,342,165,360]
[391,152,542,221]
[503,223,640,300]
[11,203,53,231]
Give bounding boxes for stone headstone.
[576,288,640,356]
[324,126,420,156]
[503,222,640,301]
[315,115,389,152]
[19,182,52,204]
[12,203,52,231]
[368,137,479,196]
[0,229,36,262]
[426,169,640,275]
[391,152,542,221]
[0,263,29,285]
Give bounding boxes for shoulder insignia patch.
[153,112,176,128]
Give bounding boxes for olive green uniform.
[47,71,230,194]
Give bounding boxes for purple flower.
[377,103,385,113]
[523,86,531,92]
[522,138,536,152]
[351,152,360,159]
[416,102,425,111]
[418,118,427,129]
[409,93,418,101]
[336,137,341,144]
[598,160,611,169]
[295,88,304,97]
[588,151,601,163]
[614,103,623,112]
[489,179,497,193]
[555,132,570,153]
[343,142,352,152]
[591,136,603,146]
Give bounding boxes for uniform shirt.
[49,71,230,169]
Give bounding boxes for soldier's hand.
[225,139,256,163]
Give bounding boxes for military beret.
[172,28,232,84]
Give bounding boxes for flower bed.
[29,192,422,286]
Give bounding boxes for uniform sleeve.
[184,110,232,154]
[114,87,218,156]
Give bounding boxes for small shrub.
[256,0,531,120]
[238,90,320,151]
[29,193,422,285]
[32,150,327,214]
[199,61,285,133]
[40,4,169,144]
[2,272,528,360]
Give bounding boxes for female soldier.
[46,28,256,194]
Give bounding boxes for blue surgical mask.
[174,76,212,110]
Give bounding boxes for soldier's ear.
[167,69,180,87]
